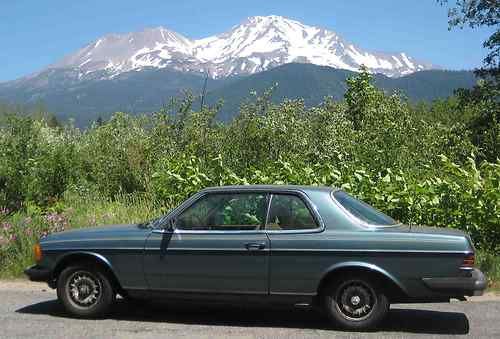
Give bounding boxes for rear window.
[332,191,398,226]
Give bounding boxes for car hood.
[40,223,149,245]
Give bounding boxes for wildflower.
[1,222,12,231]
[9,234,17,242]
[0,207,9,216]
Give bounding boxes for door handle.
[244,242,266,250]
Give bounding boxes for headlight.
[33,243,43,262]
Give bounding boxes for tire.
[322,274,389,331]
[57,264,116,318]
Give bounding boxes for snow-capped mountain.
[48,15,433,78]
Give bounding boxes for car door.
[143,192,270,295]
[265,192,324,296]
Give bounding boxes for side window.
[266,194,317,230]
[176,193,267,231]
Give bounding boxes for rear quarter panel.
[268,229,471,297]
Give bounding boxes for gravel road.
[1,281,500,338]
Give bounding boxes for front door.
[144,192,270,295]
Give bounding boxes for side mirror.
[165,218,176,232]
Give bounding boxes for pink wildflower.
[2,222,11,231]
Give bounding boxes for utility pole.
[200,70,209,110]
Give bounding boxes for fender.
[52,251,119,282]
[318,261,408,294]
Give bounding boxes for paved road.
[1,281,500,339]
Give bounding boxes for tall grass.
[0,192,170,278]
[1,191,499,290]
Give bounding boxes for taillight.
[461,254,475,268]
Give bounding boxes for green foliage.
[477,251,500,288]
[0,71,498,261]
[455,80,500,162]
[440,0,499,78]
[0,192,167,277]
[0,115,79,208]
[344,67,380,130]
[438,1,499,163]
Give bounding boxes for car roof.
[200,184,337,194]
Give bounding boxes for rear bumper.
[422,268,487,296]
[24,265,52,283]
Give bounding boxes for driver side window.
[176,193,267,231]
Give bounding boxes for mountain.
[42,15,432,79]
[0,15,475,126]
[203,64,477,121]
[0,68,227,127]
[0,63,476,127]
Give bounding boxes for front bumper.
[422,268,487,296]
[24,265,52,283]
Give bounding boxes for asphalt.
[1,281,500,338]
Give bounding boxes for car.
[25,185,486,330]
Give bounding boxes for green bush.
[0,69,498,269]
[0,192,168,277]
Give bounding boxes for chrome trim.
[270,292,316,296]
[168,229,267,235]
[265,191,325,233]
[154,188,326,235]
[268,248,473,254]
[146,287,268,295]
[264,228,325,235]
[460,267,475,272]
[44,247,472,255]
[153,227,325,235]
[44,247,472,257]
[264,193,273,229]
[144,247,270,252]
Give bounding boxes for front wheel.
[322,275,389,330]
[57,264,115,318]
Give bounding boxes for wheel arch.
[317,261,408,301]
[52,251,124,295]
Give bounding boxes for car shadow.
[16,299,469,335]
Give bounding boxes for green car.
[25,185,486,330]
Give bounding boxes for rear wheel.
[57,264,115,318]
[322,275,389,330]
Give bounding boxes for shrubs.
[0,69,498,263]
[150,154,499,251]
[0,192,166,277]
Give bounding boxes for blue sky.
[0,0,494,81]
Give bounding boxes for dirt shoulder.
[0,279,53,292]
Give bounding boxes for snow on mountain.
[47,15,433,79]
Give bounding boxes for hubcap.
[66,271,102,308]
[335,281,376,321]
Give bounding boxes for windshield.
[332,190,398,226]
